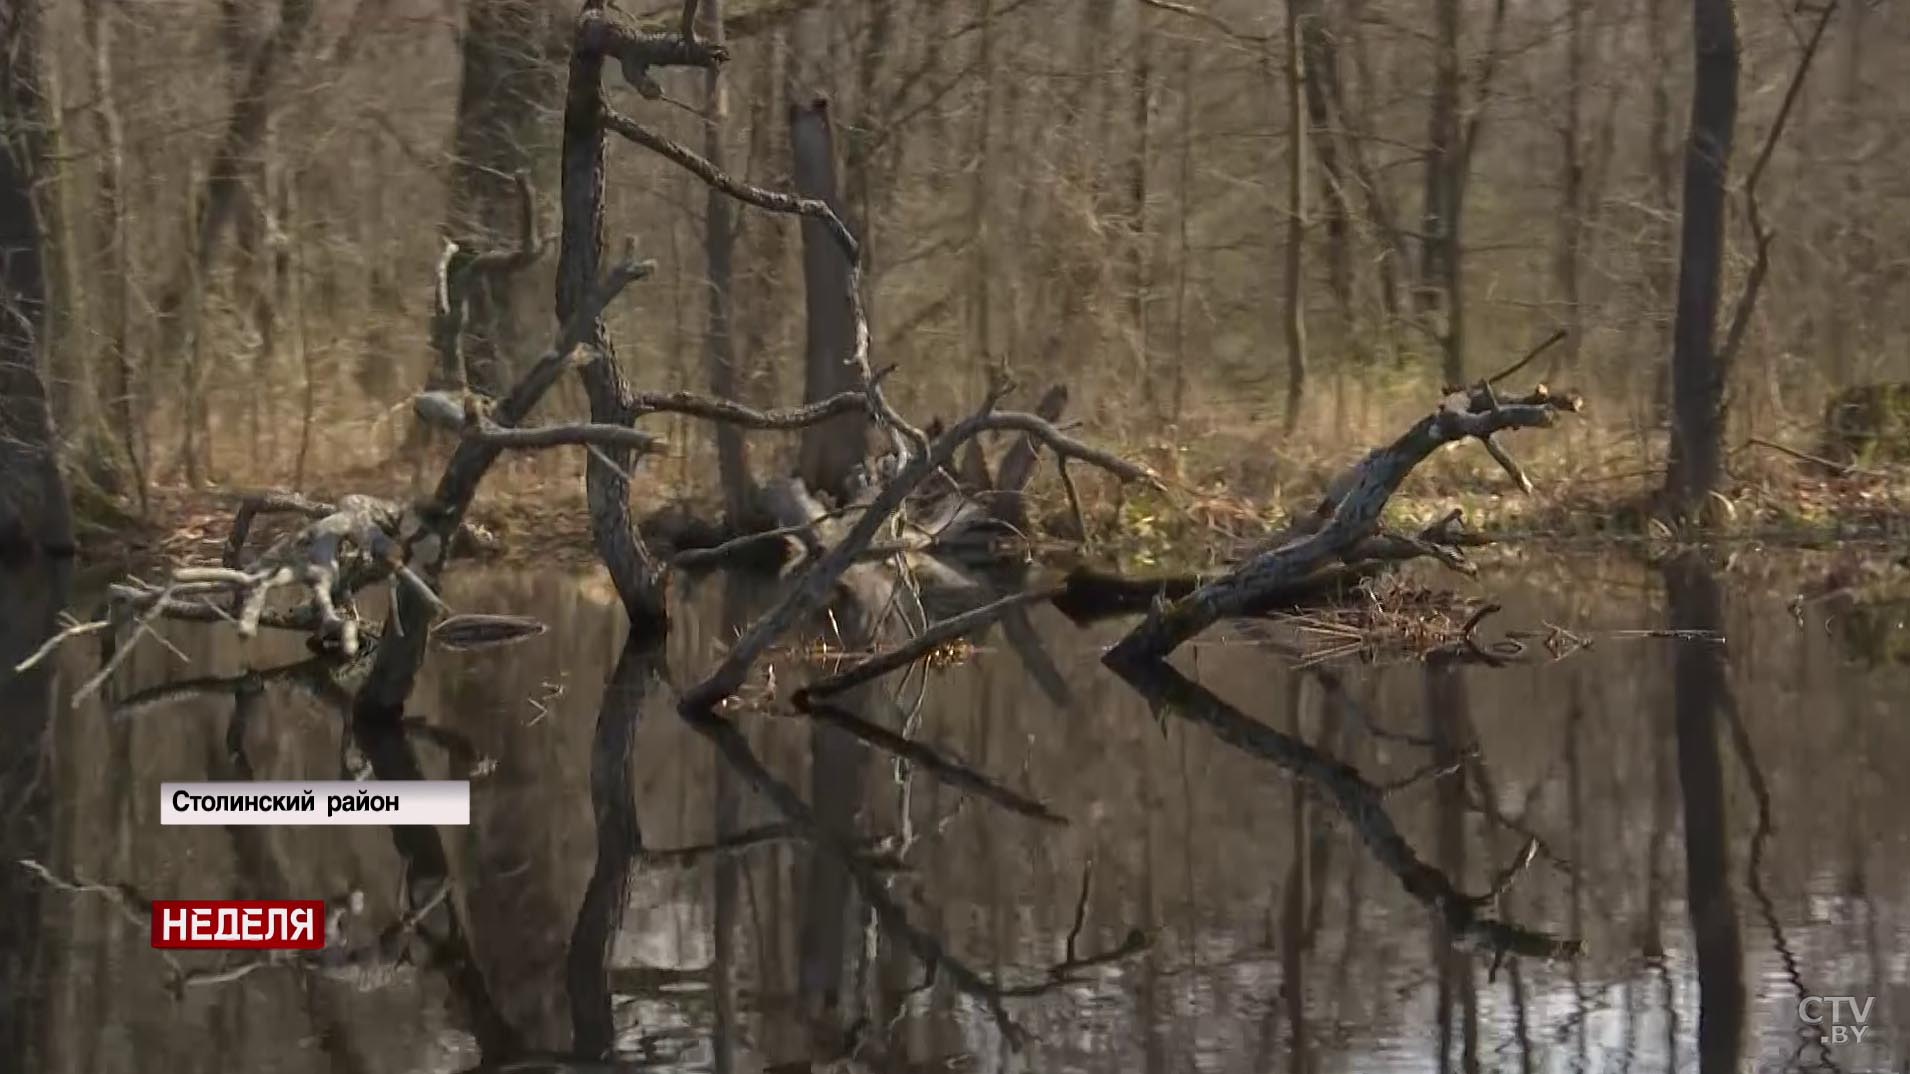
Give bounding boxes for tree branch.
[1108,383,1577,663]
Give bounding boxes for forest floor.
[68,427,1910,588]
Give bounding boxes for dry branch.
[681,398,1153,710]
[576,0,728,98]
[412,390,668,456]
[1108,382,1577,663]
[604,109,858,260]
[360,246,657,715]
[1718,2,1837,374]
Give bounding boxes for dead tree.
[699,0,753,524]
[1662,0,1739,517]
[791,98,873,501]
[1108,339,1577,664]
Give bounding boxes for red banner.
[150,900,328,950]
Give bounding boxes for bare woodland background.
[7,0,1909,516]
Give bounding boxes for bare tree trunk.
[1645,0,1678,419]
[80,0,146,512]
[1663,0,1739,517]
[30,46,92,471]
[1295,0,1353,345]
[560,4,668,627]
[1421,0,1464,383]
[154,0,315,486]
[0,0,75,569]
[967,0,996,379]
[1171,41,1194,421]
[790,99,871,500]
[1130,8,1153,399]
[701,0,753,522]
[0,556,66,1073]
[1555,0,1588,374]
[1335,0,1407,331]
[448,0,559,396]
[1826,4,1866,389]
[1281,2,1309,433]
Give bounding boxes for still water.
[2,550,1906,1073]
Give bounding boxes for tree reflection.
[1663,551,1744,1074]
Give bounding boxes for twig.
[669,506,863,569]
[72,586,184,707]
[1719,2,1837,373]
[1743,436,1882,479]
[604,109,858,261]
[1478,329,1568,389]
[411,392,669,455]
[794,586,1062,704]
[12,616,111,673]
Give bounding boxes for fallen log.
[1107,382,1578,664]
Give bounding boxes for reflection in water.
[0,559,70,1070]
[8,552,1910,1072]
[1664,553,1744,1074]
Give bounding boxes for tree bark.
[1555,0,1588,374]
[790,98,871,500]
[0,0,76,568]
[1282,2,1309,433]
[1420,0,1464,385]
[1663,0,1739,517]
[1335,0,1407,329]
[80,0,145,510]
[0,556,67,1072]
[559,3,674,627]
[154,0,316,486]
[1295,0,1353,343]
[1130,7,1153,396]
[448,0,560,396]
[700,0,753,522]
[1646,0,1678,419]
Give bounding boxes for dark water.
[2,551,1907,1073]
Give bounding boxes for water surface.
[4,550,1907,1073]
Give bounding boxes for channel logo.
[150,900,328,950]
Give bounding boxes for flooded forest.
[2,0,1908,1072]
